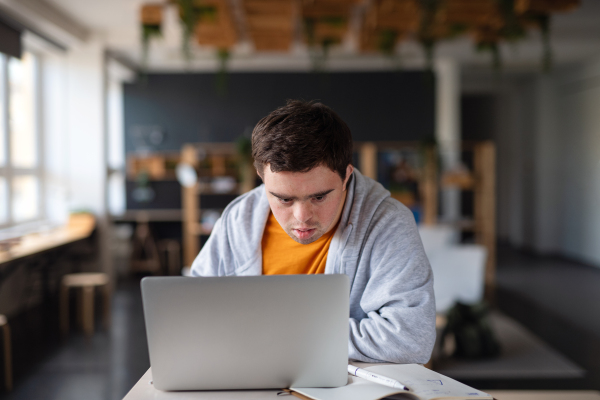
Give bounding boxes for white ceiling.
[41,0,600,72]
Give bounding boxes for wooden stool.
[0,315,12,391]
[158,239,181,275]
[60,273,111,337]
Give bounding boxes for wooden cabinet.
[357,140,496,299]
[180,143,257,267]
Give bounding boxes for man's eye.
[279,198,292,204]
[314,195,326,202]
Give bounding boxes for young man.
[191,100,436,364]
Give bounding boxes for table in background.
[0,214,96,266]
[0,214,96,298]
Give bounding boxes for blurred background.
[0,0,599,399]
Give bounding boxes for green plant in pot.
[140,4,163,73]
[440,301,501,359]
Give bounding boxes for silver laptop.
[141,274,349,391]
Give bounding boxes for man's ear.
[343,165,354,191]
[256,171,264,184]
[255,164,264,181]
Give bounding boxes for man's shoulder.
[218,185,270,239]
[221,184,266,219]
[351,170,414,224]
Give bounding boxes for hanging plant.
[377,29,398,58]
[216,48,230,97]
[476,41,501,71]
[177,0,197,61]
[512,0,580,72]
[303,15,346,72]
[176,0,218,62]
[538,14,552,73]
[304,17,324,71]
[417,0,443,71]
[140,4,163,72]
[497,0,527,42]
[472,26,502,71]
[320,16,346,30]
[522,12,552,72]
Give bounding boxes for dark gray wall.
[123,71,435,152]
[461,94,496,141]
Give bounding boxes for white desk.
[123,362,380,400]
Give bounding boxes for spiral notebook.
[287,364,494,400]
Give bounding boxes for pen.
[348,365,409,391]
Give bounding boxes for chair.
[427,245,487,313]
[0,315,12,391]
[158,239,182,275]
[60,273,111,337]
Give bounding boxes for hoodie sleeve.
[190,216,230,277]
[190,186,269,277]
[347,200,436,364]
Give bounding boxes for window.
[0,51,43,229]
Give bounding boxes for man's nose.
[293,202,312,223]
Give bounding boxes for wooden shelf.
[356,140,496,301]
[112,209,183,222]
[180,143,257,267]
[441,171,476,189]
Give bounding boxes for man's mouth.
[292,228,316,239]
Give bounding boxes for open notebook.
[288,364,493,400]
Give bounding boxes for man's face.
[262,164,353,245]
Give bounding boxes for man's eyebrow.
[269,189,335,200]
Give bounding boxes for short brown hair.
[252,100,353,180]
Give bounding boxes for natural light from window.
[9,53,38,169]
[0,56,5,168]
[0,51,41,228]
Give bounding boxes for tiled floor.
[0,279,149,400]
[1,244,599,399]
[465,244,600,391]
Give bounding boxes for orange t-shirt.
[261,212,338,275]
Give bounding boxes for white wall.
[464,56,600,268]
[553,58,600,266]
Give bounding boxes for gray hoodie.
[191,169,436,364]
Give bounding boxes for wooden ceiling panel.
[302,3,352,18]
[366,0,420,31]
[249,31,294,51]
[243,0,296,51]
[515,0,580,14]
[360,0,417,52]
[301,0,353,45]
[141,4,163,25]
[246,15,294,31]
[195,0,238,48]
[442,0,504,30]
[245,0,295,14]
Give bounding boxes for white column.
[434,58,461,222]
[65,37,112,275]
[65,38,106,215]
[106,59,136,217]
